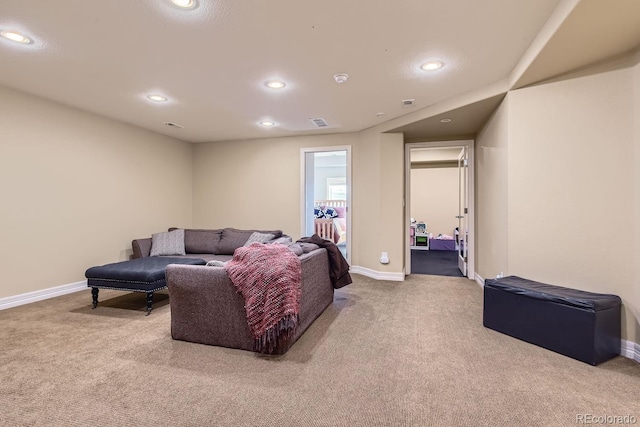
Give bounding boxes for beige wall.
[475,98,509,280]
[192,133,356,233]
[377,132,405,272]
[411,148,462,162]
[476,53,640,342]
[410,167,459,237]
[0,86,193,299]
[632,49,640,345]
[192,130,406,274]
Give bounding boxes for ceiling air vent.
[401,99,415,107]
[310,118,329,128]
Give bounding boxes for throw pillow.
[244,232,276,246]
[313,207,326,219]
[268,236,293,245]
[323,207,339,218]
[150,229,186,256]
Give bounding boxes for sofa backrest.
[167,227,283,255]
[216,227,283,255]
[184,229,223,254]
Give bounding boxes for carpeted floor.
[411,249,463,277]
[1,274,638,426]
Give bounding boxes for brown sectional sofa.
[132,227,286,262]
[166,247,334,354]
[131,227,335,354]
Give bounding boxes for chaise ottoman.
[85,257,206,315]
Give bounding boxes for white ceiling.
[1,0,639,143]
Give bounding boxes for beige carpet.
[1,274,638,426]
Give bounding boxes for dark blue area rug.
[411,249,463,277]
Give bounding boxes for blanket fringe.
[254,313,299,354]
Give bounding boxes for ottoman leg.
[91,287,99,309]
[146,292,154,316]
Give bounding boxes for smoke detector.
[333,73,349,84]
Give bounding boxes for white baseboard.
[621,340,640,363]
[350,266,405,282]
[0,280,87,311]
[475,273,484,287]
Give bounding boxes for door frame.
[457,146,469,276]
[404,140,475,279]
[300,146,352,264]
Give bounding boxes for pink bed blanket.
[224,243,302,353]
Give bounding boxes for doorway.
[300,147,351,263]
[405,140,474,279]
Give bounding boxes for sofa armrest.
[166,265,254,351]
[132,238,152,259]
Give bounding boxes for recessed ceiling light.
[259,121,276,127]
[376,112,385,117]
[420,61,444,71]
[265,80,286,89]
[170,0,197,8]
[440,118,452,123]
[333,73,349,84]
[0,30,33,44]
[147,94,168,102]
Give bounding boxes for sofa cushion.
[217,228,283,254]
[285,243,304,256]
[299,242,320,253]
[184,229,223,254]
[150,229,186,256]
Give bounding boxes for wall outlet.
[380,252,389,264]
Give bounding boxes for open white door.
[457,147,468,276]
[300,147,351,264]
[405,140,474,279]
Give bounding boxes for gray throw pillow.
[243,232,276,246]
[150,229,186,256]
[268,236,293,245]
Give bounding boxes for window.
[327,177,346,200]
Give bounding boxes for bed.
[314,200,347,244]
[429,238,456,251]
[429,230,457,251]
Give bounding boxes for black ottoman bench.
[85,257,206,315]
[483,276,621,365]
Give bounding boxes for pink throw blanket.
[224,243,302,353]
